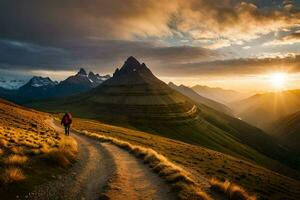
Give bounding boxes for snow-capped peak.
[27,76,58,87]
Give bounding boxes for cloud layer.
[0,0,299,77]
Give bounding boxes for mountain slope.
[169,82,233,116]
[231,90,300,130]
[192,85,247,104]
[32,57,300,174]
[270,111,300,154]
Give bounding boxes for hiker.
[61,112,72,136]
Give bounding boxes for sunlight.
[269,72,288,90]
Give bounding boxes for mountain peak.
[88,71,95,77]
[26,76,57,87]
[77,68,87,76]
[112,56,153,78]
[125,56,140,66]
[119,56,141,72]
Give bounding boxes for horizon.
[1,58,299,94]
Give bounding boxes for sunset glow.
[269,72,288,90]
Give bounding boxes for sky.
[0,0,300,92]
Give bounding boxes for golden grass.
[42,137,78,168]
[1,167,26,184]
[4,155,28,165]
[209,178,256,200]
[78,130,212,200]
[0,99,78,189]
[0,139,8,148]
[10,146,24,155]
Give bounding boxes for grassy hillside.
[72,118,300,200]
[231,90,300,130]
[270,111,300,154]
[35,98,300,175]
[0,99,77,199]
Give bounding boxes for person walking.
[61,112,72,136]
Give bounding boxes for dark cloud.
[0,39,217,72]
[0,0,299,76]
[157,55,300,76]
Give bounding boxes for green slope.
[271,111,300,154]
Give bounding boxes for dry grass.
[0,99,78,189]
[78,130,212,200]
[4,155,28,165]
[1,167,25,184]
[43,137,78,168]
[0,139,8,148]
[209,178,256,200]
[10,146,25,155]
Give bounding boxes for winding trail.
[25,120,176,200]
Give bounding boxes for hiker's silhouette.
[61,112,72,136]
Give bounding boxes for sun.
[269,72,288,90]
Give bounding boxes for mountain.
[20,76,58,88]
[57,56,198,122]
[15,76,59,103]
[32,56,300,172]
[88,71,110,85]
[192,85,248,104]
[231,90,300,130]
[168,82,233,116]
[46,68,111,97]
[270,111,300,154]
[0,69,110,104]
[0,76,29,90]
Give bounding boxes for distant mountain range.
[192,85,248,104]
[31,56,299,172]
[168,82,233,116]
[231,90,300,130]
[0,77,29,90]
[0,68,110,104]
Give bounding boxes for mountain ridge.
[231,89,300,130]
[192,84,248,104]
[168,82,233,116]
[0,69,110,104]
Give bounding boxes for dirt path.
[101,143,177,200]
[24,121,176,200]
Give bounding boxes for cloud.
[203,39,232,49]
[1,1,299,45]
[0,0,300,76]
[263,32,300,46]
[176,0,300,45]
[156,54,300,76]
[0,39,218,73]
[0,0,179,46]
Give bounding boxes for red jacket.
[61,113,72,125]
